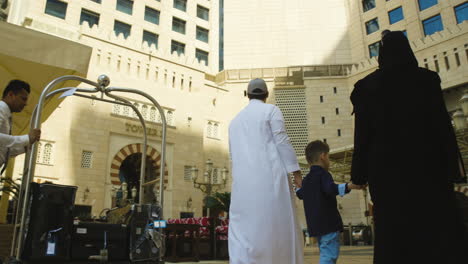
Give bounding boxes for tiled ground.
[168,246,374,264]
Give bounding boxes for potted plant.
[0,177,20,224]
[205,192,230,260]
[205,192,230,218]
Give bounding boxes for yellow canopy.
[0,21,92,135]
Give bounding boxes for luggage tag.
[46,232,57,256]
[45,227,63,256]
[153,220,167,228]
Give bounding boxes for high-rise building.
[221,0,468,225]
[224,0,353,69]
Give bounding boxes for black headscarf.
[378,31,418,70]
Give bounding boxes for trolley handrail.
[11,75,167,262]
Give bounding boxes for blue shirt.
[296,165,349,237]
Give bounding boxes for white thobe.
[228,99,303,264]
[0,101,29,167]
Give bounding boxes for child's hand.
[293,171,302,188]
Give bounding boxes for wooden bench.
[165,224,200,263]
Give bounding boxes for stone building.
[0,0,466,226]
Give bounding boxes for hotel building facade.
[0,0,466,227]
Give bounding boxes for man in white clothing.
[228,78,304,264]
[0,80,41,174]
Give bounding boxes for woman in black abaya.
[350,31,467,264]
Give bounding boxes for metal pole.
[349,223,353,246]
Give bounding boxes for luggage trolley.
[9,75,167,263]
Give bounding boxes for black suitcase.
[71,222,129,261]
[22,183,77,261]
[128,204,164,262]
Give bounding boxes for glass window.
[174,0,187,12]
[196,49,209,66]
[167,111,174,125]
[81,151,93,168]
[89,0,101,3]
[171,40,185,55]
[184,166,192,181]
[196,26,209,43]
[197,5,209,21]
[365,18,379,35]
[368,41,380,58]
[145,6,160,25]
[116,0,133,15]
[455,2,468,24]
[141,105,148,120]
[150,107,156,122]
[362,0,376,12]
[207,122,212,137]
[114,20,131,39]
[43,143,53,164]
[80,9,100,27]
[418,0,438,11]
[422,14,443,36]
[45,0,67,19]
[213,123,219,138]
[143,30,158,48]
[388,7,404,24]
[172,17,186,34]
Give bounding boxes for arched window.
[166,111,173,125]
[141,105,148,120]
[213,123,219,138]
[43,143,52,164]
[150,107,156,122]
[207,122,212,137]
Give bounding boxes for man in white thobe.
[228,78,304,264]
[0,80,41,174]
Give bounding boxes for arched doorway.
[119,153,158,203]
[110,144,168,204]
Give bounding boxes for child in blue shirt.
[297,140,363,264]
